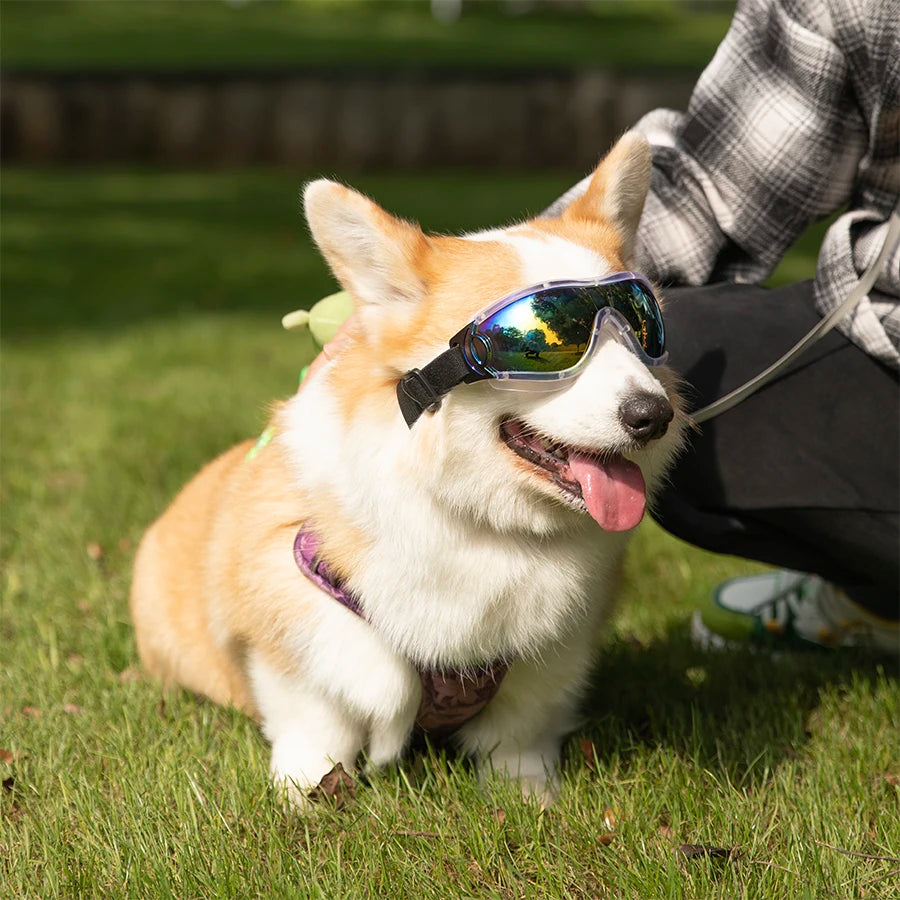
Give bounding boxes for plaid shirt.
[546,0,900,369]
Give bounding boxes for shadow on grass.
[576,623,896,788]
[388,621,895,795]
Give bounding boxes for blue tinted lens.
[473,281,664,374]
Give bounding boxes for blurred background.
[3,0,770,610]
[2,0,753,613]
[2,0,733,170]
[1,0,739,340]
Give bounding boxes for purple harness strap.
[293,529,508,738]
[293,529,363,616]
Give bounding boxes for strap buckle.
[399,368,444,414]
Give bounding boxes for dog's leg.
[366,694,421,768]
[249,653,366,807]
[482,732,566,808]
[456,635,595,807]
[296,611,422,770]
[249,615,422,801]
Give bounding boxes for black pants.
[653,281,899,619]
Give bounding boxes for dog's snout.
[618,392,674,443]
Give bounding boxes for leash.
[691,206,900,424]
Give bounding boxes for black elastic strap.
[396,345,481,428]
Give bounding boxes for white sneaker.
[691,570,899,654]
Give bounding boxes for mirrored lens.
[604,280,665,359]
[473,280,664,374]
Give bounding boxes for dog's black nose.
[619,392,674,443]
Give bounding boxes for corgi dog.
[130,132,685,807]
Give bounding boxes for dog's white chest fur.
[282,383,628,670]
[351,516,624,668]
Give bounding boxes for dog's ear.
[562,131,652,261]
[304,181,428,307]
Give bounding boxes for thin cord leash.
[692,205,900,424]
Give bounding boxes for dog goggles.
[397,272,667,427]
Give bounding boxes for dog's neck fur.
[277,378,628,671]
[281,134,677,671]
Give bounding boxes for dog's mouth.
[499,418,646,532]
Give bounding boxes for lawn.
[0,0,733,72]
[2,168,898,898]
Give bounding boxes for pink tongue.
[568,453,646,532]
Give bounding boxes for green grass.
[0,0,734,72]
[2,168,898,898]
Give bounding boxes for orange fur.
[525,218,627,270]
[131,440,260,713]
[328,235,525,421]
[130,422,369,719]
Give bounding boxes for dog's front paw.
[271,772,318,810]
[269,732,361,811]
[481,745,561,809]
[514,770,560,809]
[270,761,335,810]
[272,760,358,811]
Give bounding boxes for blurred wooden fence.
[0,68,694,169]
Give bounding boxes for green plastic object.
[282,290,355,347]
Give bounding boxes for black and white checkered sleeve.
[545,0,900,369]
